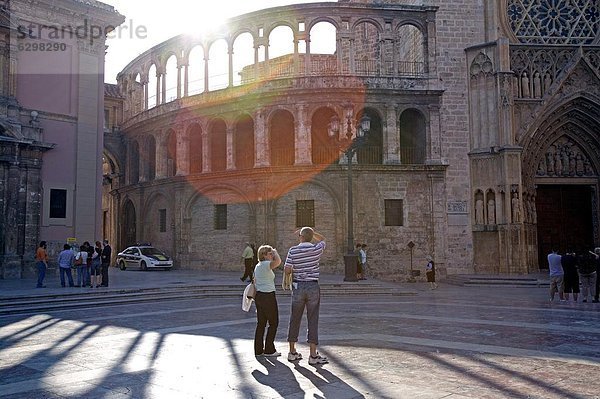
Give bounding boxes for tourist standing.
[578,251,597,303]
[355,243,363,280]
[101,239,111,287]
[253,245,281,357]
[285,227,328,365]
[75,243,89,287]
[240,242,254,282]
[548,249,565,302]
[561,251,579,302]
[35,241,49,288]
[90,241,102,288]
[57,244,75,287]
[426,256,438,289]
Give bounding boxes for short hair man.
[548,249,565,302]
[285,227,328,365]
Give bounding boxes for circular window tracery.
[507,0,599,44]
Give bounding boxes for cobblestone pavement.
[1,269,599,398]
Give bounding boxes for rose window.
[507,0,599,44]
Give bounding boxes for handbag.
[242,283,256,312]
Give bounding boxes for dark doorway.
[536,185,594,269]
[122,200,137,251]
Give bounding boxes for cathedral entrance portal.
[535,185,594,269]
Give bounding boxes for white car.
[116,246,173,271]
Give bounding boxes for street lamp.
[328,111,371,282]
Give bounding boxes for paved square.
[1,271,599,398]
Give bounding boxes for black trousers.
[254,291,278,355]
[595,264,600,300]
[101,263,109,286]
[241,258,254,281]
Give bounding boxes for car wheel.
[141,261,147,271]
[119,260,126,270]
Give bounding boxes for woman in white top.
[253,245,281,357]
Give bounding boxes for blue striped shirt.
[284,241,326,282]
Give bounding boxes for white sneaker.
[308,353,329,365]
[264,351,281,357]
[287,352,302,361]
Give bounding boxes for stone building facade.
[103,0,600,279]
[0,0,123,278]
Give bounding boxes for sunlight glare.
[179,3,230,36]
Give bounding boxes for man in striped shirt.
[284,227,329,365]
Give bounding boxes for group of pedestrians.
[547,247,600,303]
[250,227,329,365]
[36,240,112,288]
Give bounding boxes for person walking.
[548,249,565,302]
[284,227,328,365]
[35,241,49,288]
[426,256,438,289]
[240,242,254,282]
[253,245,282,357]
[101,239,111,287]
[359,244,368,280]
[90,241,102,288]
[57,244,75,287]
[562,250,579,302]
[355,243,363,280]
[578,251,597,303]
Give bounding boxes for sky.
[102,0,336,83]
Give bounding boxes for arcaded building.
[103,0,600,279]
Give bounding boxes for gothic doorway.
[535,184,594,269]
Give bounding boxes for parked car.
[116,246,173,271]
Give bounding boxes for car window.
[123,248,133,255]
[141,247,165,256]
[133,248,140,256]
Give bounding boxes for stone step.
[0,283,416,316]
[445,274,549,287]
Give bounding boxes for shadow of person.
[251,356,304,397]
[293,362,366,398]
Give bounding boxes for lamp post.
[329,111,371,282]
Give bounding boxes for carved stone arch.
[306,16,341,32]
[183,42,207,65]
[231,28,258,46]
[206,34,232,55]
[395,20,426,36]
[141,190,173,223]
[351,17,384,33]
[160,50,180,68]
[521,95,600,188]
[102,149,122,177]
[269,175,343,218]
[120,197,138,249]
[0,121,20,139]
[264,20,298,39]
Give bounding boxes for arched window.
[399,109,426,164]
[235,114,255,170]
[396,24,425,76]
[148,64,158,108]
[357,109,383,165]
[210,119,227,172]
[129,140,140,184]
[232,32,254,86]
[270,110,295,166]
[164,54,178,102]
[188,45,205,95]
[188,124,203,174]
[311,107,338,164]
[208,39,229,91]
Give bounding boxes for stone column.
[428,104,442,163]
[426,11,437,77]
[226,125,235,170]
[384,104,399,164]
[202,128,210,172]
[183,64,189,97]
[176,65,182,99]
[254,110,269,167]
[204,57,209,92]
[228,44,234,88]
[295,104,311,165]
[155,134,167,179]
[138,138,148,182]
[176,126,189,175]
